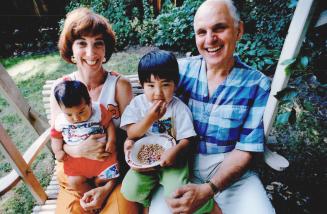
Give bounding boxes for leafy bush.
[236,0,294,75]
[103,0,138,49]
[154,0,202,52]
[131,0,157,46]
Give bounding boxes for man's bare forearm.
[210,149,252,192]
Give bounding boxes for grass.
[0,50,142,213]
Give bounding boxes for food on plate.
[137,144,164,165]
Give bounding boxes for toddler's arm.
[105,121,116,153]
[126,100,167,139]
[160,138,191,167]
[51,137,66,161]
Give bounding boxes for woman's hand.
[64,133,109,161]
[79,185,110,211]
[166,183,213,214]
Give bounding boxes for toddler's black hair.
[138,50,179,86]
[54,80,91,108]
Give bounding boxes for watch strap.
[206,180,219,195]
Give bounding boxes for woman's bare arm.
[115,76,133,115]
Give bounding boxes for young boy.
[51,80,119,196]
[120,50,215,213]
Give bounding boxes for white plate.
[126,134,176,170]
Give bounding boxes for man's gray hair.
[204,0,241,27]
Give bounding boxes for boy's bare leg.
[67,175,92,196]
[142,207,149,214]
[210,202,222,214]
[94,176,110,187]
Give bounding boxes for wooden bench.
[0,69,289,214]
[32,74,142,213]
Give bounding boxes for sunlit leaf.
[288,0,298,8]
[281,58,296,66]
[285,65,292,76]
[300,56,309,68]
[303,101,314,112]
[274,87,298,101]
[264,58,274,65]
[276,112,291,124]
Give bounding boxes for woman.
[50,7,138,213]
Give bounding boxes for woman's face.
[72,34,106,74]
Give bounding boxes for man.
[150,0,275,213]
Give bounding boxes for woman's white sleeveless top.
[67,72,121,127]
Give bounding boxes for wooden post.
[263,0,316,137]
[0,124,47,204]
[0,64,49,135]
[262,0,316,171]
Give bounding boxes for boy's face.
[143,75,175,104]
[60,100,92,123]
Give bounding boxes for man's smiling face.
[194,1,243,70]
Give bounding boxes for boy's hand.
[100,104,112,128]
[124,139,134,155]
[160,147,179,167]
[148,100,167,121]
[55,150,66,162]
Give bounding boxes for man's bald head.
[195,0,240,28]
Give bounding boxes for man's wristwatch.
[206,180,220,196]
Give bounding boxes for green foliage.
[0,161,11,177]
[236,0,294,74]
[0,96,8,108]
[103,0,136,49]
[274,87,298,103]
[131,0,157,46]
[154,0,202,52]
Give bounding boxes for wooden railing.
[0,64,50,204]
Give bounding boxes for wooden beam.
[263,0,316,137]
[0,124,47,204]
[262,0,316,171]
[0,64,49,135]
[0,128,50,194]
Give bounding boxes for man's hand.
[166,183,213,214]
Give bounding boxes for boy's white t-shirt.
[120,94,196,141]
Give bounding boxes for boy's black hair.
[138,50,179,86]
[54,80,91,108]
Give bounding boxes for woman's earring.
[102,57,106,63]
[71,56,77,64]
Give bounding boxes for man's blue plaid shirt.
[176,55,271,154]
